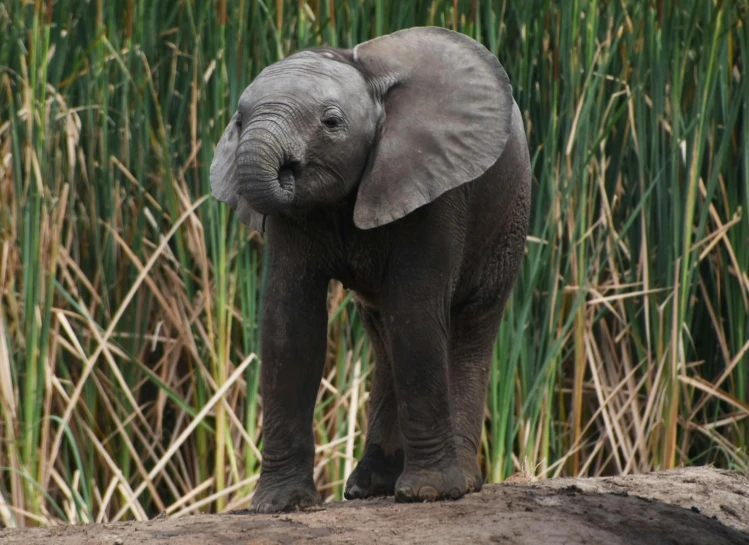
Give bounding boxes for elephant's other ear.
[352,27,514,230]
[210,114,265,232]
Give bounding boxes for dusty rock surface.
[1,466,748,545]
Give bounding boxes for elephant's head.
[210,26,514,231]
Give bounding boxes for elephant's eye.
[322,114,344,130]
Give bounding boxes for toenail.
[419,486,438,501]
[397,486,414,501]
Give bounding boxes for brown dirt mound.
[2,466,747,545]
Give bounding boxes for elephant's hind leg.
[450,185,529,492]
[344,305,404,499]
[448,300,509,493]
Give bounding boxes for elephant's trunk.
[236,123,298,214]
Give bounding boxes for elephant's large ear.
[352,27,514,229]
[210,114,265,232]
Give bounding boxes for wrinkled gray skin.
[210,27,531,513]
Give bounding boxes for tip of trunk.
[238,166,295,215]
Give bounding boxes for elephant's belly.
[327,226,392,306]
[350,289,379,310]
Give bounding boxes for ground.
[2,466,748,545]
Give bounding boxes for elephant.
[210,26,531,513]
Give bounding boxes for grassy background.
[1,0,747,527]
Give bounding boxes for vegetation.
[1,0,747,527]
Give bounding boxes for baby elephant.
[210,26,531,513]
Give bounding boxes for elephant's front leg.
[385,294,467,503]
[251,242,329,514]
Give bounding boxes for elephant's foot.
[344,445,404,500]
[394,461,467,502]
[454,435,484,493]
[250,476,321,513]
[459,457,484,493]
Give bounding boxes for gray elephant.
[210,26,531,513]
